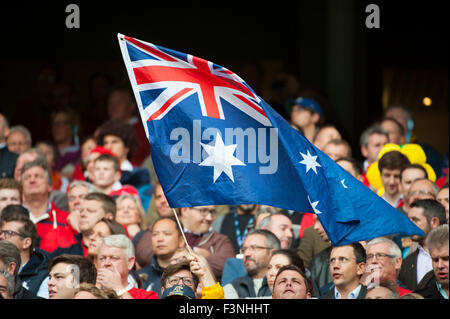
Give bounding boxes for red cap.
[90,146,117,157]
[109,185,140,197]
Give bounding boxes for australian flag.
[118,33,424,246]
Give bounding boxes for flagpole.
[172,208,194,256]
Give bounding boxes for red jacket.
[34,201,78,253]
[128,287,159,299]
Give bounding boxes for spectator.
[106,85,150,166]
[313,125,342,151]
[179,206,235,280]
[266,249,305,295]
[414,224,449,299]
[0,270,14,299]
[378,150,410,207]
[77,192,116,256]
[21,159,76,252]
[365,280,400,299]
[188,252,225,299]
[66,180,98,233]
[87,217,127,268]
[0,112,10,149]
[96,120,150,189]
[0,240,39,299]
[96,234,158,299]
[134,181,173,267]
[436,184,449,223]
[212,204,259,254]
[297,223,331,270]
[0,178,22,216]
[84,146,116,183]
[406,178,439,208]
[160,259,199,299]
[309,214,333,296]
[71,136,97,181]
[271,264,312,299]
[138,217,185,296]
[321,243,367,299]
[223,229,280,298]
[335,156,364,182]
[364,237,411,296]
[257,213,294,249]
[381,117,405,145]
[0,205,50,297]
[48,254,96,299]
[35,140,68,192]
[322,138,352,161]
[359,125,389,177]
[13,148,45,184]
[92,153,122,195]
[399,199,446,291]
[7,125,32,154]
[399,164,428,214]
[73,282,119,299]
[286,96,323,143]
[115,194,146,239]
[50,107,81,179]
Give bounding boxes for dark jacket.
[414,270,446,299]
[310,246,333,297]
[18,248,50,295]
[137,255,164,297]
[13,276,42,299]
[0,147,18,178]
[321,284,367,299]
[48,233,86,258]
[398,248,420,291]
[230,275,271,298]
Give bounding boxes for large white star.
[199,133,246,183]
[307,195,323,215]
[299,150,321,174]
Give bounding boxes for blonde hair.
[115,194,146,229]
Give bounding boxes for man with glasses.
[406,178,439,208]
[321,243,367,299]
[0,205,50,297]
[179,205,234,281]
[160,259,199,299]
[223,229,280,298]
[364,237,412,296]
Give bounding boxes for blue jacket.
[19,248,50,295]
[137,255,164,297]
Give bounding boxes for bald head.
[407,178,438,206]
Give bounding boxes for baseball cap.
[286,97,322,117]
[161,285,196,299]
[89,146,117,158]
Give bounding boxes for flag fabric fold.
[117,33,425,246]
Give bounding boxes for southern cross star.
[299,150,321,174]
[307,195,322,215]
[199,132,246,183]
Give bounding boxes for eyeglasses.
[366,253,396,261]
[167,276,194,287]
[240,245,272,254]
[329,256,356,265]
[0,230,26,239]
[190,207,215,216]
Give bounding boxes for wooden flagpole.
[172,208,194,256]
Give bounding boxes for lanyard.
[234,212,254,248]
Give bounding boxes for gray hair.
[366,237,402,259]
[0,240,21,276]
[425,224,449,253]
[410,178,440,196]
[246,229,281,250]
[21,158,52,186]
[68,180,98,194]
[98,234,135,260]
[0,270,15,298]
[9,125,32,147]
[360,125,389,147]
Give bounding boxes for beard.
[238,205,256,214]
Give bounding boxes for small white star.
[199,132,246,183]
[307,195,323,215]
[299,150,321,174]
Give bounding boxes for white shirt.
[334,284,362,299]
[417,245,432,284]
